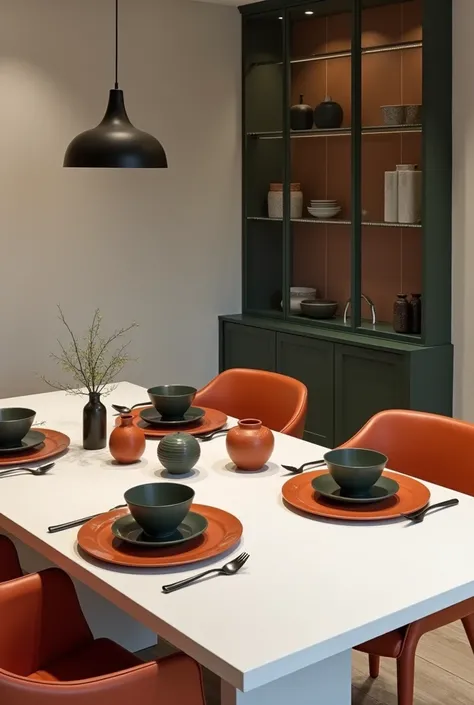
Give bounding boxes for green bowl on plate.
[0,408,36,448]
[323,448,388,497]
[147,385,197,420]
[124,482,194,537]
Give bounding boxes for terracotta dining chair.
[342,409,474,705]
[194,368,308,438]
[0,536,22,583]
[0,567,206,705]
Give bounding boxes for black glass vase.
[83,392,107,450]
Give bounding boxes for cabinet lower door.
[334,344,408,446]
[277,333,334,448]
[221,322,276,372]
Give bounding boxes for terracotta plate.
[0,429,70,467]
[119,406,228,438]
[282,470,431,521]
[77,504,243,568]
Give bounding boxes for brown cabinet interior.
[291,0,423,325]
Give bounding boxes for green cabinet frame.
[240,0,452,348]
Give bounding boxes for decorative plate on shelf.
[119,406,227,438]
[0,430,46,455]
[282,470,430,521]
[0,429,70,466]
[139,406,205,427]
[78,504,243,568]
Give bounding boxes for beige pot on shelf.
[268,183,303,219]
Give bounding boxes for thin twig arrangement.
[43,306,138,397]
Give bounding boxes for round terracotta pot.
[226,418,274,471]
[109,414,146,464]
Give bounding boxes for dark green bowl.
[124,482,195,538]
[323,448,388,497]
[147,385,197,421]
[0,408,36,448]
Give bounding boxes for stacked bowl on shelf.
[307,200,341,220]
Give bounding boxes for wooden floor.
[145,621,474,705]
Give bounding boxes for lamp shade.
[64,89,168,169]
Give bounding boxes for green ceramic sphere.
[158,432,201,474]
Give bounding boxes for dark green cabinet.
[334,345,407,445]
[277,333,334,447]
[221,323,276,372]
[219,315,453,448]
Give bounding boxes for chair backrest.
[0,536,22,583]
[342,409,474,496]
[194,368,308,438]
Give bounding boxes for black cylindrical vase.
[83,392,107,450]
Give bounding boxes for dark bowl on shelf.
[0,408,36,448]
[300,299,338,319]
[323,448,388,497]
[124,482,195,538]
[147,385,197,420]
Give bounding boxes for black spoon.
[198,429,229,442]
[281,459,326,474]
[112,403,150,415]
[0,462,55,478]
[401,498,459,523]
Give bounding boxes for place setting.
[114,384,228,438]
[49,482,243,571]
[281,448,458,522]
[0,407,70,470]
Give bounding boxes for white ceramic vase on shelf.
[398,169,422,224]
[268,183,303,219]
[384,171,398,223]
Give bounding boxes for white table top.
[0,382,474,692]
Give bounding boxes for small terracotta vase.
[109,414,146,464]
[226,418,274,471]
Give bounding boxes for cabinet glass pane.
[244,12,284,316]
[288,1,352,327]
[360,0,423,338]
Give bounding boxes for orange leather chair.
[342,409,474,705]
[194,369,308,438]
[0,536,22,583]
[0,568,206,705]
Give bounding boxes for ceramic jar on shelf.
[313,96,343,129]
[384,165,422,225]
[268,183,303,220]
[393,294,410,334]
[109,413,145,464]
[226,419,274,471]
[290,94,313,131]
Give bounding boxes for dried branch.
[42,307,138,397]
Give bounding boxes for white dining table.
[1,381,474,705]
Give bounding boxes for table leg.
[221,651,351,705]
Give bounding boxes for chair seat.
[356,627,407,658]
[28,638,142,682]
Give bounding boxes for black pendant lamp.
[64,0,167,169]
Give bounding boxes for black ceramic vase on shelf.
[314,96,344,129]
[409,294,422,334]
[393,294,410,334]
[290,94,314,131]
[83,392,107,450]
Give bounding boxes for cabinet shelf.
[247,217,422,229]
[248,124,422,140]
[250,40,422,68]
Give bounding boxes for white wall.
[453,0,474,420]
[0,0,241,398]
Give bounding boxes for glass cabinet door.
[244,11,285,316]
[288,0,353,326]
[360,0,423,338]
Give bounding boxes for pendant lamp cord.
[114,0,119,89]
